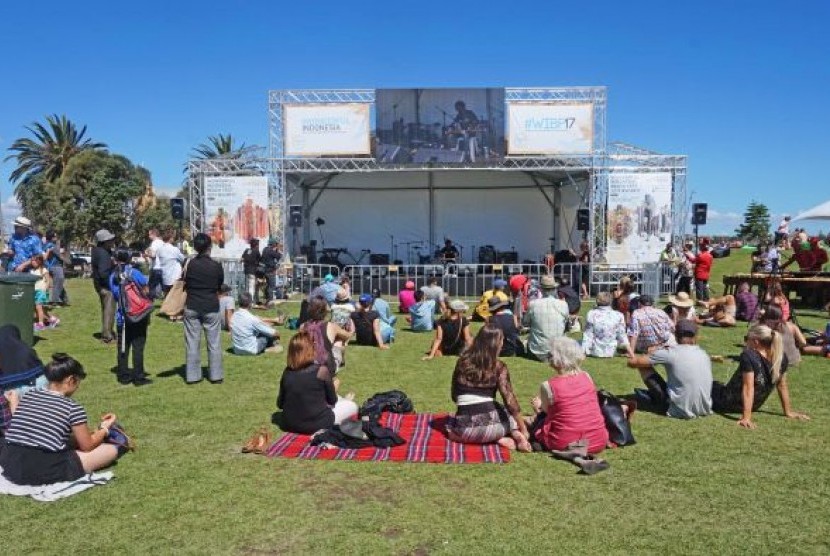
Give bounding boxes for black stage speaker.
[576,208,590,231]
[289,205,303,228]
[692,203,708,225]
[369,253,390,265]
[412,148,466,164]
[170,198,185,220]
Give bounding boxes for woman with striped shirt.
[0,354,124,485]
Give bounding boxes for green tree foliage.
[131,197,180,246]
[191,133,247,159]
[4,114,107,200]
[51,151,146,246]
[734,200,771,244]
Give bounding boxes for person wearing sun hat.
[665,291,697,325]
[473,278,510,321]
[522,275,570,361]
[5,216,43,272]
[487,296,524,357]
[91,229,117,343]
[423,299,472,360]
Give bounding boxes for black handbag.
[597,390,636,447]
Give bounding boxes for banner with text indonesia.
[204,176,270,259]
[606,172,673,264]
[506,103,593,155]
[283,104,371,156]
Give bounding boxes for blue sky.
[1,0,828,235]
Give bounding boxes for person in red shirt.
[685,244,713,301]
[780,241,816,272]
[809,238,828,271]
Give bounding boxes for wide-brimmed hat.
[95,229,115,243]
[668,292,694,308]
[449,299,468,312]
[13,216,32,229]
[540,275,558,290]
[335,288,350,302]
[487,297,509,312]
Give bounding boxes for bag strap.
[181,258,192,281]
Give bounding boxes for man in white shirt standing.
[146,229,165,299]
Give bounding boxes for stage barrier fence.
[220,261,676,303]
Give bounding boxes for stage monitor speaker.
[576,208,590,231]
[412,148,466,164]
[170,198,185,220]
[289,205,303,228]
[369,253,390,265]
[692,203,708,225]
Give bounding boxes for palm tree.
[190,133,248,159]
[4,114,107,198]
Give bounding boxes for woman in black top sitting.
[487,297,524,357]
[349,294,390,350]
[0,324,46,393]
[0,354,127,485]
[445,325,531,451]
[711,324,809,429]
[277,331,359,434]
[423,299,472,360]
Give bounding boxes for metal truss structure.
[187,88,686,267]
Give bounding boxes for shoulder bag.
[160,259,191,317]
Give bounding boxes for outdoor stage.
[187,86,688,293]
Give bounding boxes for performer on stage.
[439,239,459,263]
[452,100,478,129]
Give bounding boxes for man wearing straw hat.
[522,275,569,361]
[4,216,43,272]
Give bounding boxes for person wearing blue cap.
[350,294,391,349]
[474,278,510,321]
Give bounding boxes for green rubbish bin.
[0,273,39,347]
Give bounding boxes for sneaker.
[48,317,60,328]
[132,376,153,387]
[34,323,47,332]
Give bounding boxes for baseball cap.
[359,293,373,306]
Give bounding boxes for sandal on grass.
[574,455,610,475]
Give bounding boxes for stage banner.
[283,103,371,156]
[204,176,270,259]
[375,88,506,164]
[506,103,593,155]
[606,172,673,264]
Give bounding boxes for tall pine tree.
[735,201,771,243]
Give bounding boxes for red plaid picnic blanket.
[266,412,510,464]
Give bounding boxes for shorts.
[0,442,84,486]
[34,290,49,305]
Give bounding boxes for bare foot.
[497,437,517,450]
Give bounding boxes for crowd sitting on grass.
[4,221,830,487]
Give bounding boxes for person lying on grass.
[0,353,129,486]
[711,324,809,429]
[696,294,737,327]
[445,324,532,452]
[801,304,830,358]
[277,331,358,435]
[526,336,608,454]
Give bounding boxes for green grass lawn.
[2,250,830,555]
